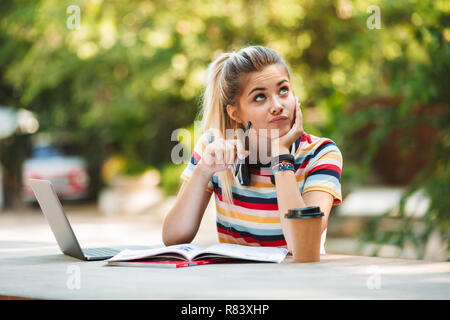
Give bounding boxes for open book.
[106,243,288,267]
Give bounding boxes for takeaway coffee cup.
[285,206,324,262]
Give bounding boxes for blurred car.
[22,144,90,202]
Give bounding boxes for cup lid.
[285,206,324,219]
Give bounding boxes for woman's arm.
[273,161,334,251]
[162,163,213,246]
[302,190,334,232]
[271,99,334,251]
[271,146,304,251]
[163,137,247,246]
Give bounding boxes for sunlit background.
[0,0,448,260]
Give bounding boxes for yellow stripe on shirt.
[216,205,281,224]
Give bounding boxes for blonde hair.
[198,46,290,204]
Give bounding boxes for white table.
[0,241,449,300]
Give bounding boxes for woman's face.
[228,63,297,143]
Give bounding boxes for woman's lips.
[270,116,288,124]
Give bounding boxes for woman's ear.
[226,104,242,125]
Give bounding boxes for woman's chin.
[255,123,290,140]
[268,125,290,139]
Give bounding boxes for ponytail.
[200,53,236,205]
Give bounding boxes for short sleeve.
[302,140,343,206]
[180,131,214,194]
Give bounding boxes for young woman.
[163,46,343,254]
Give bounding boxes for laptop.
[29,179,152,261]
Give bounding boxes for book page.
[195,243,288,263]
[107,243,205,262]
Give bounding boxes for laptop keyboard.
[83,247,121,257]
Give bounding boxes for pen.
[234,121,251,177]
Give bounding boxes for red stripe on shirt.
[309,163,341,175]
[249,167,271,176]
[216,192,279,210]
[317,139,334,149]
[217,226,287,247]
[301,133,312,144]
[192,151,201,162]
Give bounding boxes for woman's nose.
[269,97,284,114]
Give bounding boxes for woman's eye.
[254,94,266,102]
[280,87,289,95]
[253,87,288,102]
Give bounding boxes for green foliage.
[159,162,185,197]
[0,0,448,257]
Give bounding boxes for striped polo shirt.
[180,131,343,253]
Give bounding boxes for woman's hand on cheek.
[271,98,303,156]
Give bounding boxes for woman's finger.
[234,139,245,160]
[214,142,224,165]
[280,100,303,146]
[223,141,234,166]
[296,101,303,134]
[204,144,217,166]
